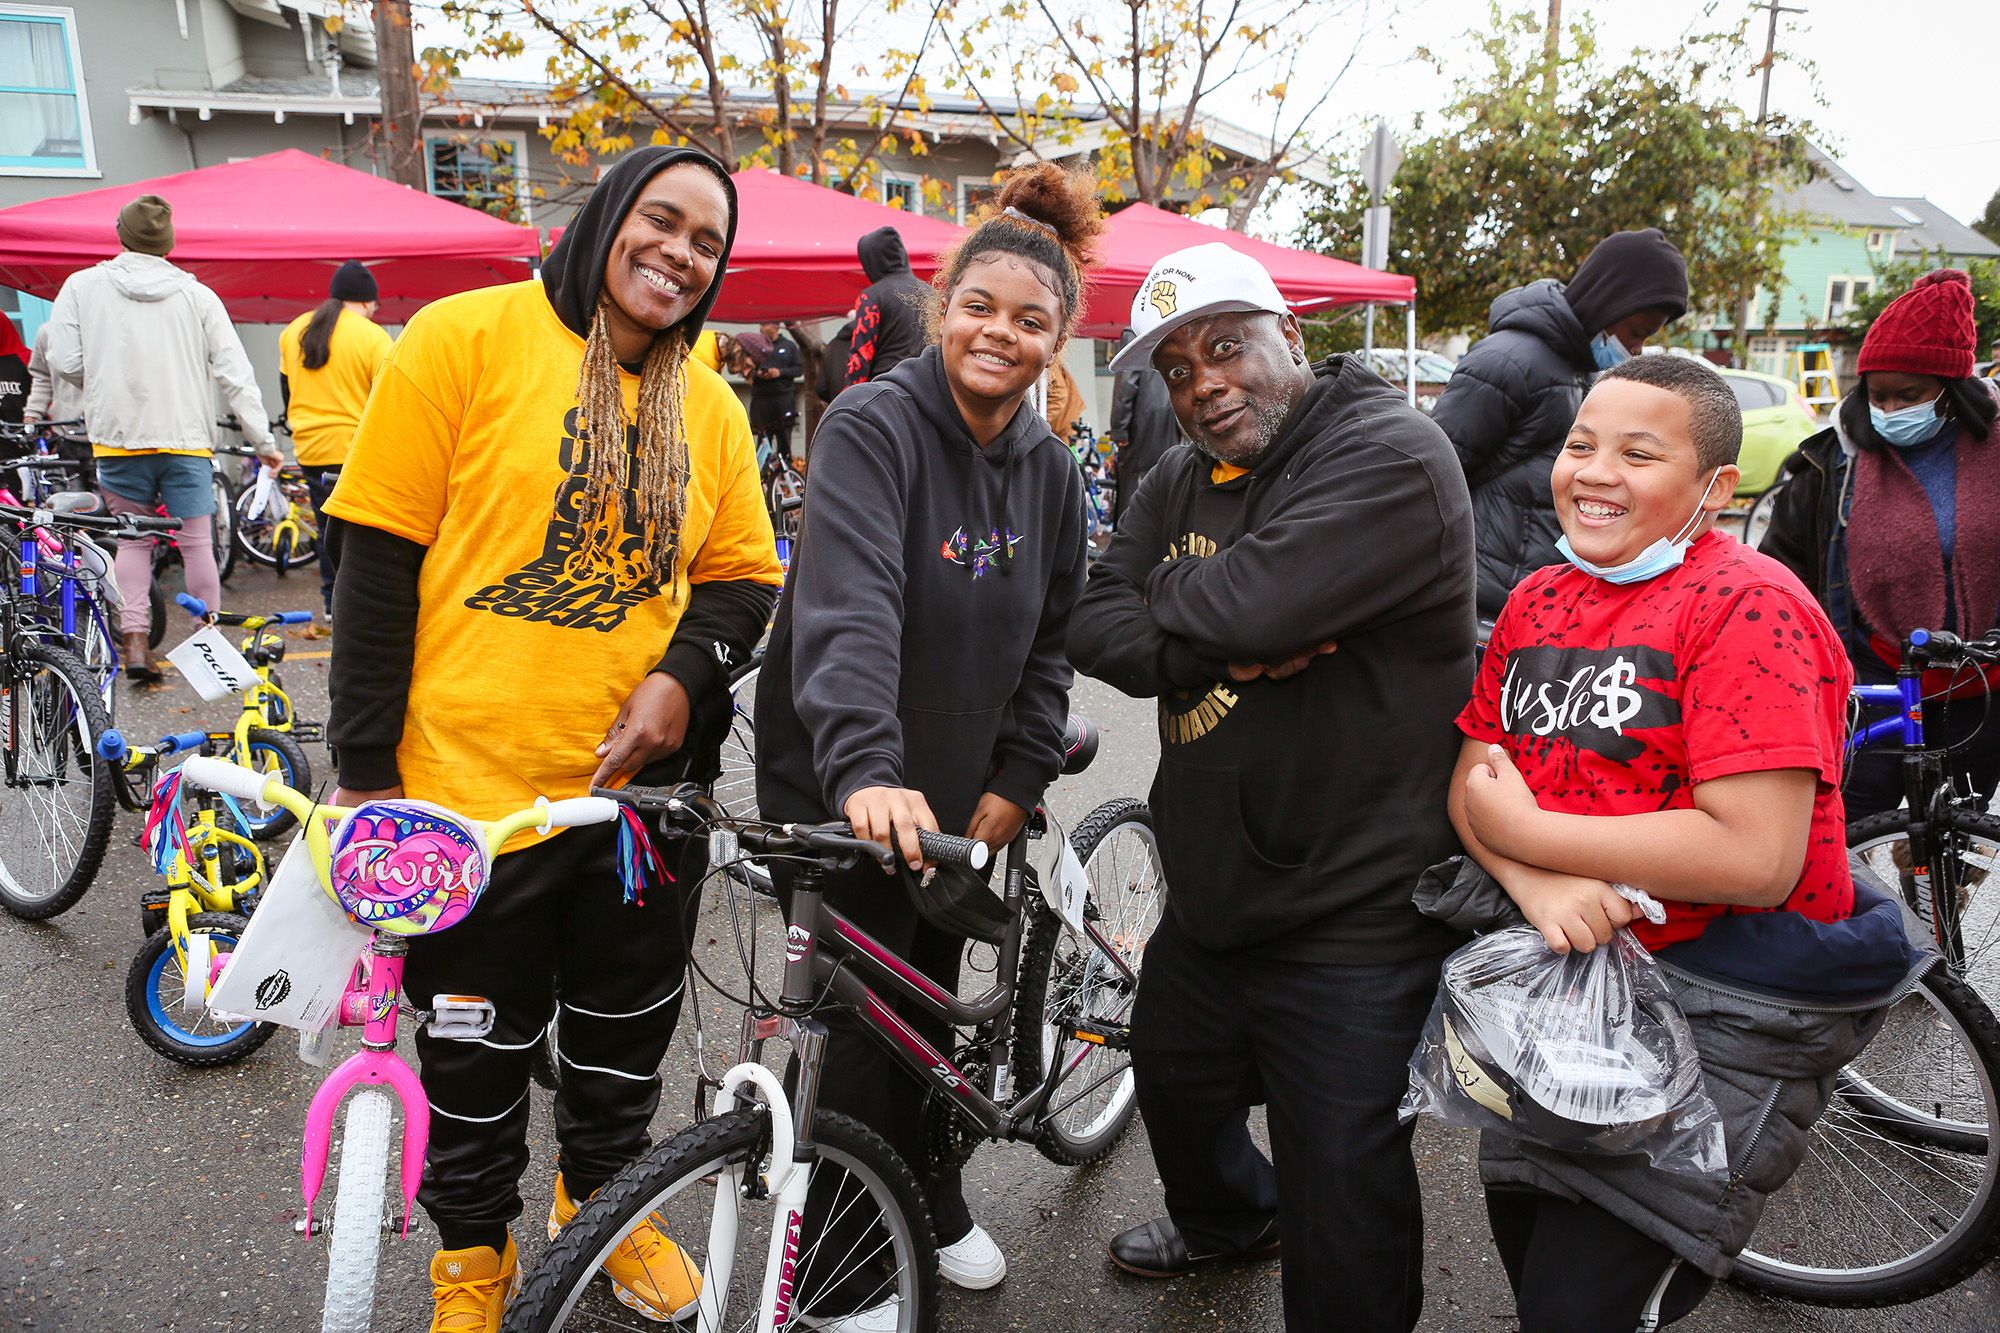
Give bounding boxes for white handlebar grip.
[178,756,275,803]
[536,796,622,832]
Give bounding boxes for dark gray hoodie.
[843,227,933,388]
[756,346,1086,833]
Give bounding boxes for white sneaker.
[936,1223,1007,1290]
[800,1296,901,1332]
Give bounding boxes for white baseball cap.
[1108,242,1291,373]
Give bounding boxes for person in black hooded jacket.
[1432,228,1688,619]
[322,146,782,1332]
[843,224,932,387]
[755,164,1093,1326]
[1069,241,1473,1332]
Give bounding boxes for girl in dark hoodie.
[324,147,783,1331]
[755,163,1094,1327]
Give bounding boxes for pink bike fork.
[300,937,430,1238]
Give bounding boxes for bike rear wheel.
[504,1106,936,1332]
[230,727,312,841]
[0,641,116,918]
[1015,798,1164,1166]
[320,1087,394,1333]
[1732,964,2000,1306]
[712,658,774,898]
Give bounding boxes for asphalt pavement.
[2,559,1996,1331]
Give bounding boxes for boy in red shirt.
[1446,354,1888,1327]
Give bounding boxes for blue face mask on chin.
[1591,332,1632,371]
[1556,469,1725,585]
[1869,397,1948,448]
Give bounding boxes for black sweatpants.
[305,466,341,618]
[1485,1188,1715,1331]
[778,862,975,1315]
[1131,913,1443,1333]
[405,821,704,1251]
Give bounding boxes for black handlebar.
[593,782,989,873]
[1909,629,2000,668]
[0,502,181,535]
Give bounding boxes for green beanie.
[116,195,175,256]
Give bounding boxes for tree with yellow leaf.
[430,0,947,207]
[933,0,1376,224]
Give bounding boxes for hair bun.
[991,162,1103,266]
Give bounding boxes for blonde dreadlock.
[568,296,693,596]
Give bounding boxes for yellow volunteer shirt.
[324,280,783,837]
[692,329,722,373]
[1211,460,1249,484]
[280,307,394,468]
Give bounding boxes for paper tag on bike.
[165,624,256,702]
[209,836,370,1032]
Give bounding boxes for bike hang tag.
[165,623,256,702]
[208,835,372,1033]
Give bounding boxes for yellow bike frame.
[156,805,267,969]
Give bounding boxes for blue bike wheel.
[230,728,312,841]
[124,911,275,1066]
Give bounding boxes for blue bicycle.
[1067,418,1115,553]
[1732,626,2000,1308]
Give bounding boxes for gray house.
[4,0,1330,423]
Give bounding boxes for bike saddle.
[47,491,101,515]
[1060,715,1099,776]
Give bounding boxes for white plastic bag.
[1403,923,1727,1177]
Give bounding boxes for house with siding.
[1714,143,1999,380]
[3,0,1328,424]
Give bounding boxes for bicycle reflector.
[328,799,490,936]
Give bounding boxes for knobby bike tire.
[320,1087,394,1333]
[233,727,312,841]
[213,470,239,584]
[1731,963,2000,1306]
[503,1106,937,1333]
[1013,798,1160,1167]
[124,911,276,1066]
[0,641,116,919]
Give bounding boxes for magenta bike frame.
[299,936,430,1238]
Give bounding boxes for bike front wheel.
[320,1087,394,1333]
[230,726,312,841]
[124,911,275,1066]
[1014,798,1164,1166]
[1732,964,2000,1306]
[1851,806,2000,1013]
[505,1106,936,1333]
[0,641,116,918]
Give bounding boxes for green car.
[1719,367,1823,497]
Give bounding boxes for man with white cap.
[1068,242,1475,1331]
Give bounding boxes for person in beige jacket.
[42,195,280,682]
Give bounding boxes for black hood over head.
[541,146,738,342]
[857,226,912,282]
[1563,227,1688,336]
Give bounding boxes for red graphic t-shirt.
[1457,531,1855,950]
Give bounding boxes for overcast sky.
[439,0,1999,229]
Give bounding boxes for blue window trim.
[0,6,97,178]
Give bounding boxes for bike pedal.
[1070,1020,1130,1051]
[425,994,496,1041]
[291,724,325,742]
[140,888,169,927]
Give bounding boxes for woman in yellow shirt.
[278,260,392,618]
[323,147,781,1332]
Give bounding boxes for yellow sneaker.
[429,1236,518,1333]
[548,1172,701,1322]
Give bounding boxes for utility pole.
[373,0,425,189]
[1542,0,1561,103]
[1731,0,1804,365]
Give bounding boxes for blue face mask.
[1556,469,1724,585]
[1591,332,1632,371]
[1869,397,1948,448]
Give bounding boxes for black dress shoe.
[1107,1216,1281,1278]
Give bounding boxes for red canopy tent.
[0,150,540,323]
[1081,202,1415,338]
[712,170,965,322]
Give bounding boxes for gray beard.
[1193,394,1293,468]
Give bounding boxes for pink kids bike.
[174,756,626,1333]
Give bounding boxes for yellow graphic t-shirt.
[324,280,783,834]
[279,307,394,468]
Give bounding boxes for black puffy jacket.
[1431,279,1596,619]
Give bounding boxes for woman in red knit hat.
[1764,268,2000,818]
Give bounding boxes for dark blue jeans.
[305,466,340,616]
[1131,914,1443,1333]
